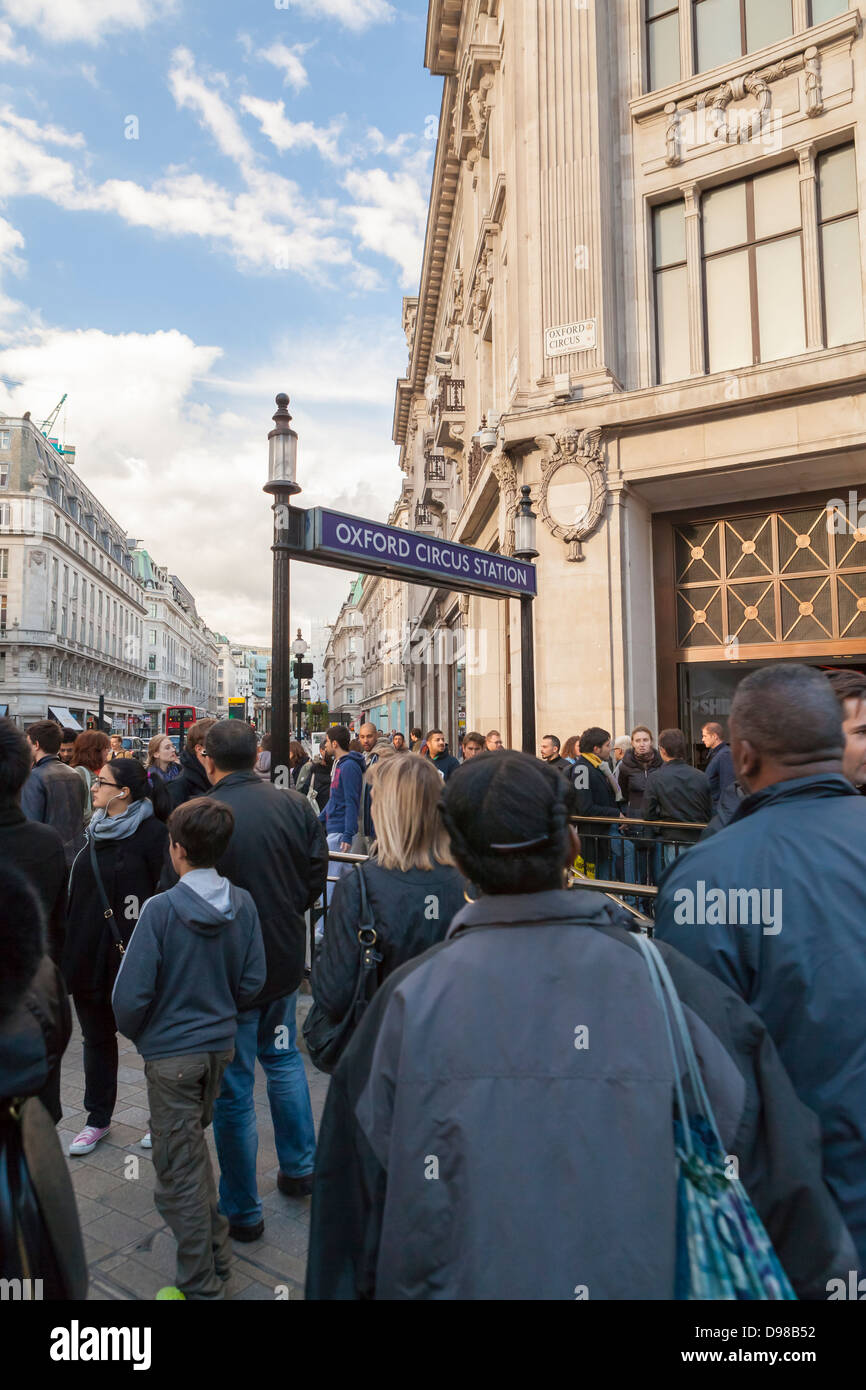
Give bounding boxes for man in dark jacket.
[655,663,866,1270]
[426,729,459,781]
[571,727,620,878]
[320,725,365,850]
[306,751,855,1300]
[539,734,572,777]
[642,728,711,866]
[702,721,735,812]
[0,719,66,963]
[201,720,329,1241]
[167,717,216,809]
[616,726,664,887]
[21,719,86,868]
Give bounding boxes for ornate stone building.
[390,0,866,754]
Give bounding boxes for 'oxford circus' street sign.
[279,505,537,600]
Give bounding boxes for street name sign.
[545,318,597,356]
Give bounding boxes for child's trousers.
[145,1050,234,1299]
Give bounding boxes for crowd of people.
[1,659,864,1300]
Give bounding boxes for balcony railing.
[415,504,435,528]
[435,376,464,414]
[424,455,448,482]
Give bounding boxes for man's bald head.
[730,664,844,793]
[359,723,378,753]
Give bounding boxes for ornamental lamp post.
[291,629,309,742]
[513,484,539,756]
[263,393,301,786]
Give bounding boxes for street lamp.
[263,394,301,785]
[513,484,539,757]
[292,629,309,742]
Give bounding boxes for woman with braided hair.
[307,751,855,1301]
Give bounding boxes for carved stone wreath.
[535,428,606,562]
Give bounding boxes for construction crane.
[40,393,67,438]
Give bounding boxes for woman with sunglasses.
[63,757,170,1156]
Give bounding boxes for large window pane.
[703,182,748,254]
[695,0,741,73]
[706,250,752,371]
[756,235,806,361]
[819,145,858,220]
[654,201,686,267]
[753,165,801,240]
[648,12,681,89]
[811,0,848,24]
[656,266,691,382]
[822,217,864,346]
[745,0,792,54]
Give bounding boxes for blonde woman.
[308,754,465,1063]
[145,734,181,789]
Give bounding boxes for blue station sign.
[293,507,537,600]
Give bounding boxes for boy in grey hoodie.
[112,796,266,1300]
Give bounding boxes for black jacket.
[296,759,331,814]
[167,747,211,809]
[0,804,66,964]
[205,772,329,1008]
[20,754,86,868]
[617,747,664,819]
[572,755,619,867]
[313,859,466,1024]
[430,752,460,782]
[63,816,168,996]
[543,754,573,778]
[642,760,711,843]
[705,741,736,811]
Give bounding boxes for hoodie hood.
[342,750,366,771]
[167,873,241,935]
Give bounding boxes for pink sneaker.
[69,1125,110,1155]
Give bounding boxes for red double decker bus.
[166,705,207,744]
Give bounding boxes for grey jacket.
[21,755,86,867]
[307,889,854,1301]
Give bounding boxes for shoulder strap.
[87,836,125,955]
[354,862,376,934]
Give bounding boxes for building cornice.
[425,0,464,76]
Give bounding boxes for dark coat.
[705,741,736,812]
[204,771,329,1008]
[312,859,467,1025]
[63,816,168,997]
[617,747,664,819]
[320,750,365,842]
[572,755,619,868]
[20,754,86,868]
[296,759,331,814]
[430,752,460,781]
[654,773,866,1268]
[166,748,211,809]
[0,805,66,963]
[0,955,87,1298]
[642,760,711,843]
[306,889,855,1300]
[543,754,573,778]
[700,780,745,839]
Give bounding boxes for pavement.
[59,993,329,1301]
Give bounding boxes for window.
[347,689,355,704]
[50,601,57,629]
[148,681,157,701]
[702,164,805,372]
[149,628,157,644]
[0,502,9,527]
[653,201,691,382]
[148,602,157,618]
[61,606,67,637]
[0,463,8,489]
[0,430,10,450]
[818,144,864,348]
[647,0,680,90]
[0,595,5,631]
[811,0,848,22]
[0,549,7,579]
[148,654,156,671]
[693,0,792,74]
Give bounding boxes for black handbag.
[303,864,382,1075]
[88,836,127,975]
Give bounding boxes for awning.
[48,706,83,732]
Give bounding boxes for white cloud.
[0,19,29,62]
[259,40,310,93]
[0,215,25,272]
[169,47,257,174]
[240,95,344,165]
[0,106,85,148]
[277,0,395,31]
[0,0,176,43]
[342,166,428,288]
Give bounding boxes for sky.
[0,0,439,643]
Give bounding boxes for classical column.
[797,142,824,351]
[682,182,705,377]
[678,0,695,82]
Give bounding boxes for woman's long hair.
[108,754,171,822]
[369,753,454,873]
[71,731,110,773]
[145,734,171,769]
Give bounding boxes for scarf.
[89,797,154,842]
[584,751,623,803]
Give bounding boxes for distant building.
[0,411,147,731]
[130,544,219,734]
[323,578,365,727]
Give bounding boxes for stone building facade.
[0,413,148,731]
[323,577,365,726]
[131,546,219,734]
[389,0,866,756]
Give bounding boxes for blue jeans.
[325,830,349,908]
[212,993,316,1229]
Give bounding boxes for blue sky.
[0,0,439,642]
